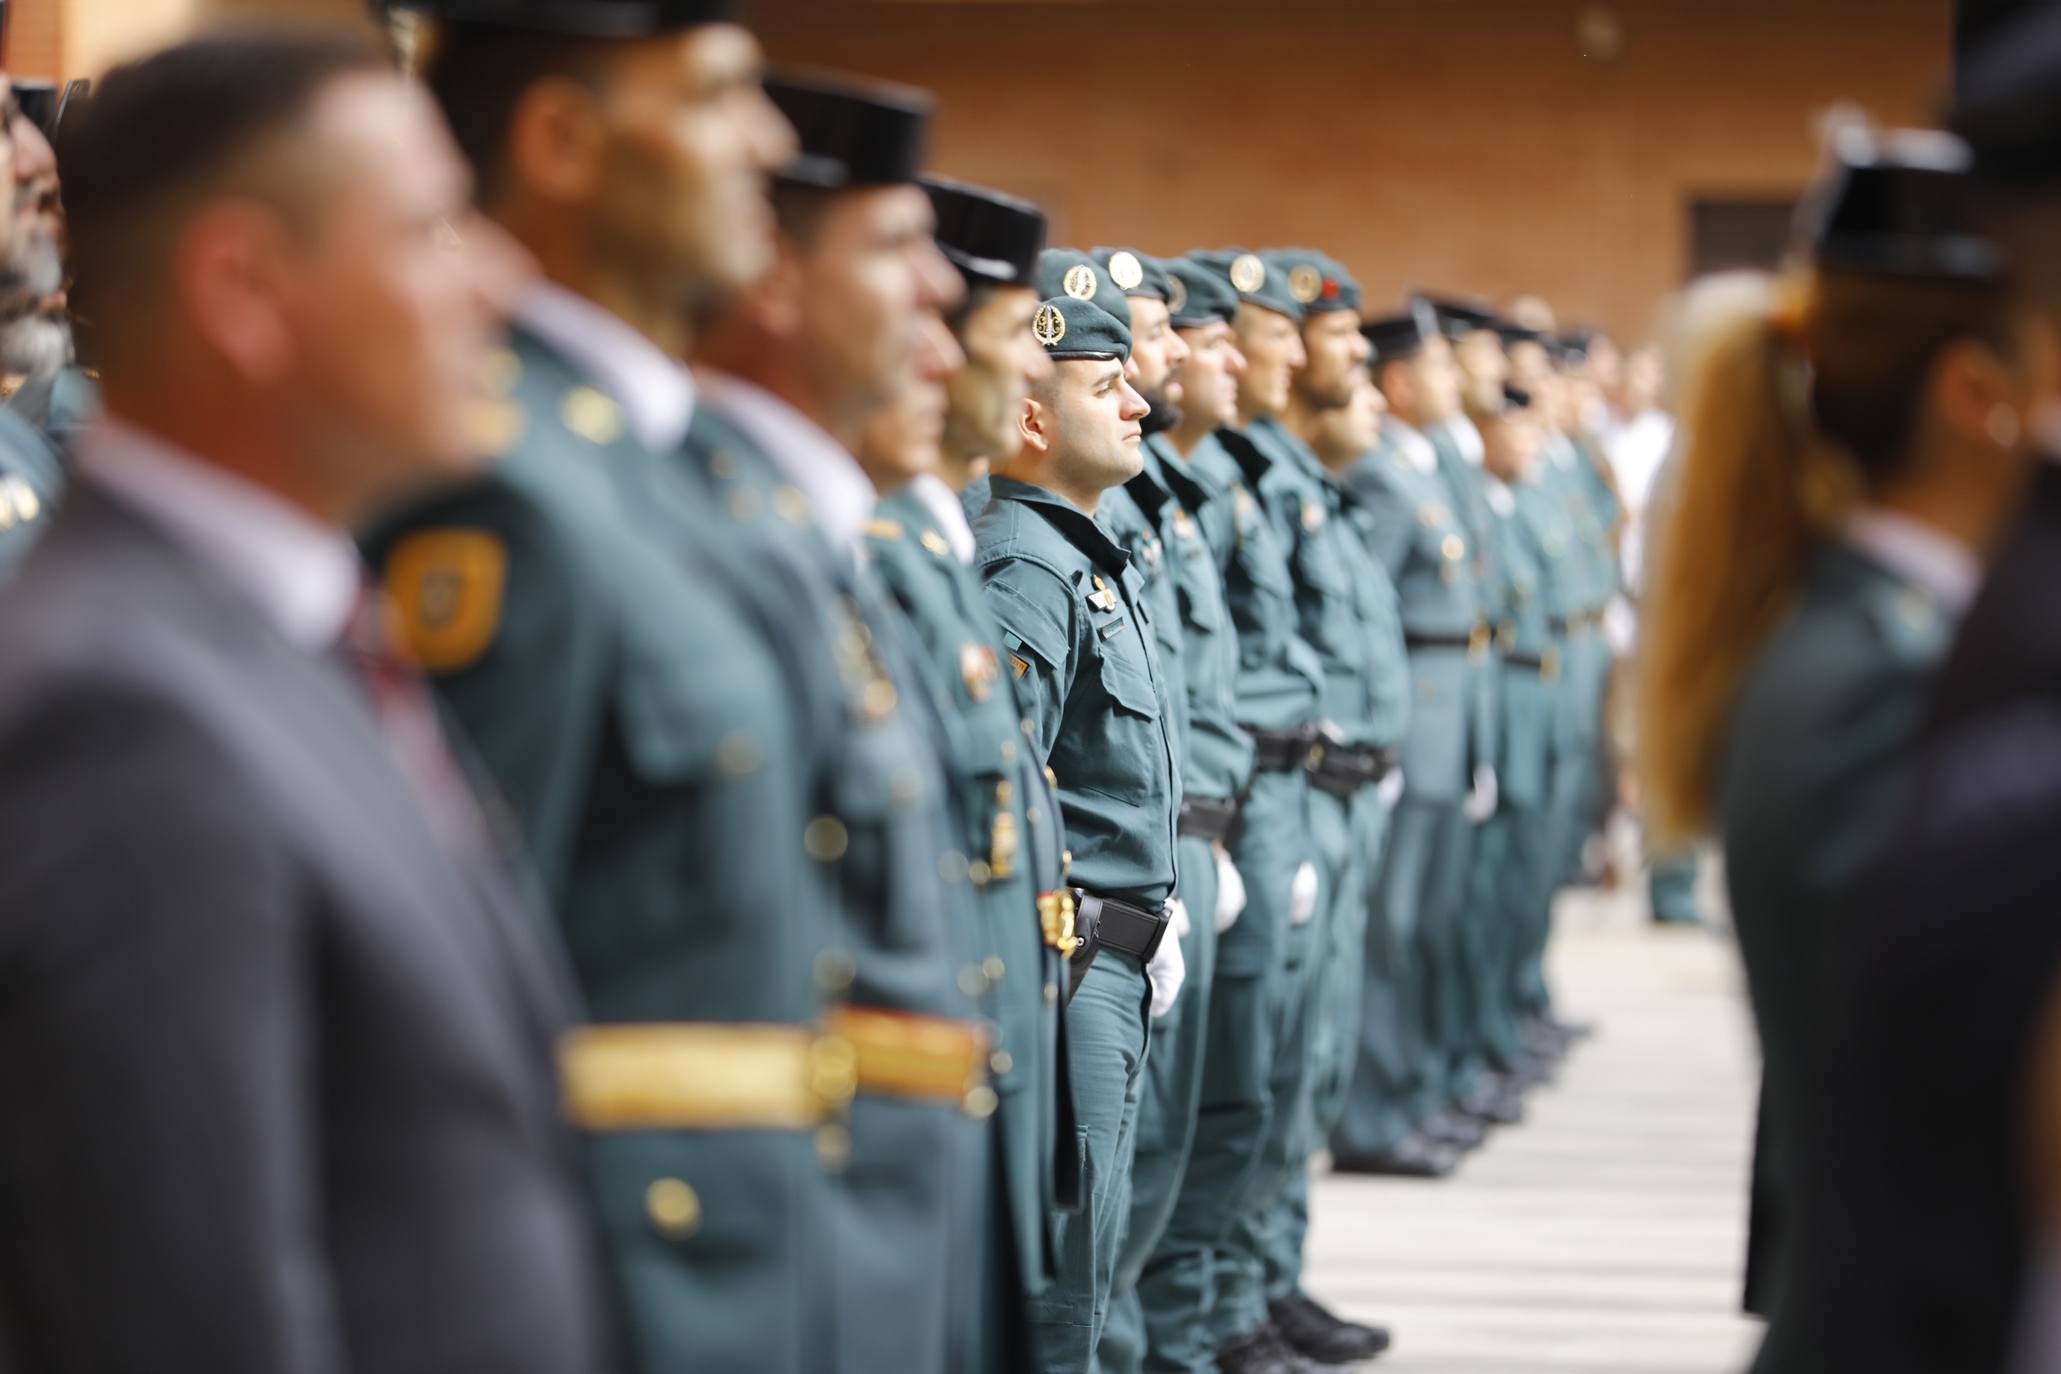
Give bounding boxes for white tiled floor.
[1302,887,1764,1373]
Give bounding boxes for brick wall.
[757,0,1951,342]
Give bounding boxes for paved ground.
[1303,883,1765,1373]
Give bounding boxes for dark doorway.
[1687,198,1798,279]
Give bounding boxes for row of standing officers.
[0,2,1627,1371]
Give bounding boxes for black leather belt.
[1066,890,1172,1001]
[1309,745,1398,801]
[1405,623,1493,657]
[1550,609,1604,635]
[1247,723,1324,773]
[1178,795,1240,843]
[1505,648,1563,680]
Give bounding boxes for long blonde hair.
[1637,265,2013,843]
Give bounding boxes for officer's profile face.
[788,182,962,422]
[586,25,795,311]
[1480,407,1541,481]
[944,284,1045,466]
[1455,327,1508,403]
[857,309,960,490]
[1233,303,1306,417]
[1024,356,1148,495]
[266,74,530,502]
[1125,296,1186,408]
[1175,321,1244,430]
[1410,337,1464,422]
[1297,309,1369,411]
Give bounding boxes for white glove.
[1148,900,1188,1019]
[1170,894,1193,937]
[1377,767,1406,811]
[1289,861,1320,927]
[1464,766,1499,823]
[1214,846,1248,934]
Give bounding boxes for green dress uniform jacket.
[975,475,1181,908]
[1717,538,1961,1372]
[680,393,997,1374]
[866,483,1072,1310]
[362,325,835,1374]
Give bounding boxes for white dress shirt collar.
[694,369,878,560]
[516,283,697,454]
[75,418,361,651]
[1841,506,1981,615]
[1441,415,1486,466]
[911,473,977,564]
[1384,417,1440,474]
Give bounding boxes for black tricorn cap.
[381,0,740,36]
[1362,297,1444,362]
[924,176,1046,289]
[768,72,931,190]
[1949,9,2061,189]
[1800,128,2003,283]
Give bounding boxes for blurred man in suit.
[0,30,611,1373]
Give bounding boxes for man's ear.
[175,198,295,387]
[506,76,607,206]
[1018,392,1053,454]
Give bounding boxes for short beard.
[1139,383,1182,437]
[0,228,70,380]
[0,313,71,380]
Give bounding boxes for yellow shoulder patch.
[384,529,508,674]
[920,529,952,559]
[1010,653,1031,680]
[867,518,904,541]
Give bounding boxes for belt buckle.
[1542,646,1563,682]
[1468,622,1492,659]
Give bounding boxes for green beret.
[1031,294,1131,363]
[1035,249,1132,327]
[1089,247,1174,305]
[1264,248,1362,315]
[1166,256,1240,329]
[1188,248,1304,323]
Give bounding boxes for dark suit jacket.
[0,481,609,1373]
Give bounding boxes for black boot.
[1217,1323,1316,1374]
[1270,1294,1393,1365]
[1331,1132,1460,1178]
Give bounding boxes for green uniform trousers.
[1413,800,1483,1122]
[1332,797,1465,1156]
[1649,850,1704,926]
[1238,787,1353,1305]
[1100,834,1220,1374]
[1264,787,1390,1301]
[1029,950,1151,1372]
[1149,768,1307,1370]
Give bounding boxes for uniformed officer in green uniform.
[1238,247,1405,1369]
[1170,248,1328,1374]
[861,176,1080,1370]
[1510,327,1622,920]
[974,290,1182,1372]
[1082,246,1244,1374]
[684,73,1008,1374]
[1417,300,1527,1129]
[1336,302,1489,1176]
[366,7,850,1372]
[1470,385,1569,1085]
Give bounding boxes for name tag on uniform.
[1098,619,1126,641]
